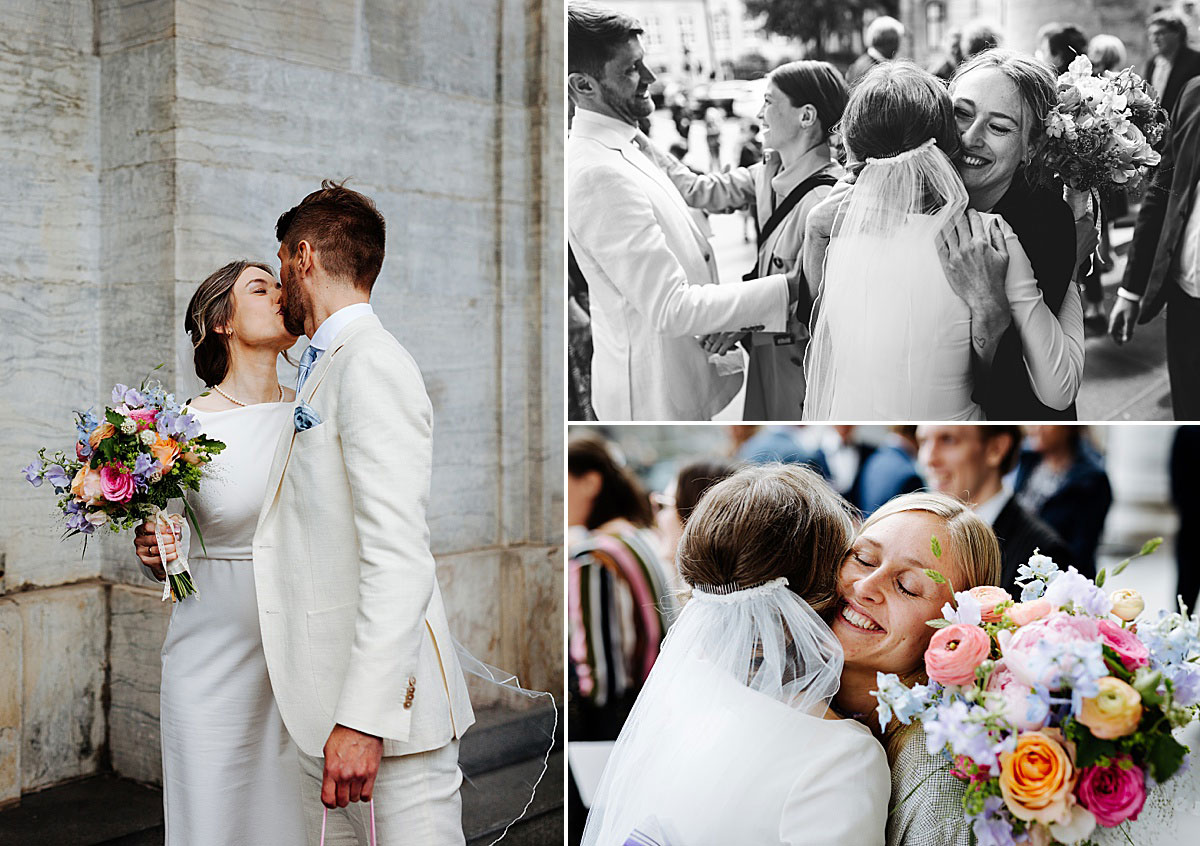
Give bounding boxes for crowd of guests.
[568,4,1200,421]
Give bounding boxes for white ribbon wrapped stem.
[150,506,194,602]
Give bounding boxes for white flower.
[85,510,108,527]
[148,469,163,484]
[1111,589,1145,621]
[1049,804,1097,844]
[139,430,157,446]
[120,418,137,435]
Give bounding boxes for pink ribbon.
[319,798,377,846]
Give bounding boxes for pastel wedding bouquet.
[22,374,225,602]
[873,540,1199,846]
[1039,55,1169,218]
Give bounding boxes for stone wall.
[0,0,562,801]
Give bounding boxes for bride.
[581,463,889,845]
[134,260,306,845]
[803,62,1082,420]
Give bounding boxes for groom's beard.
[281,278,309,337]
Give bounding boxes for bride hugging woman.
[803,62,1082,421]
[581,464,890,846]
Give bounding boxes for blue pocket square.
[294,401,323,432]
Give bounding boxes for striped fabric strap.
[319,798,376,846]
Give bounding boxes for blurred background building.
[0,0,563,840]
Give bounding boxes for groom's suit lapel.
[255,314,381,534]
[619,145,714,261]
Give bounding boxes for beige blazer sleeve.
[328,337,438,738]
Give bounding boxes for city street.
[647,111,1174,421]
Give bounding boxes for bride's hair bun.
[677,463,853,614]
[841,61,960,165]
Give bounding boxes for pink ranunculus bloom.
[100,465,136,504]
[1076,757,1147,827]
[987,659,1049,731]
[126,408,158,427]
[925,623,991,686]
[998,611,1099,690]
[1096,619,1150,671]
[1008,599,1053,627]
[970,585,1012,623]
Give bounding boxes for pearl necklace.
[212,383,284,407]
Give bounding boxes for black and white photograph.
[567,2,1200,422]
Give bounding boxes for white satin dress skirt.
[159,402,307,845]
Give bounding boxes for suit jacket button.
[703,253,711,262]
[773,257,783,268]
[403,700,413,710]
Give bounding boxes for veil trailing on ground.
[580,578,843,846]
[804,138,971,420]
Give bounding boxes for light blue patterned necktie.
[295,344,320,395]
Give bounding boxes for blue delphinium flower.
[871,672,932,732]
[923,700,1009,773]
[968,796,1016,846]
[43,464,70,489]
[1016,551,1061,600]
[23,460,44,486]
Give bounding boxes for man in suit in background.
[1110,76,1200,419]
[1143,11,1200,114]
[567,2,800,420]
[857,426,924,517]
[1171,427,1200,611]
[847,16,904,85]
[916,426,1072,595]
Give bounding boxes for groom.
[260,180,475,844]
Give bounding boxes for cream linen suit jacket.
[254,313,474,758]
[568,108,791,420]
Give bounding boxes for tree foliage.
[744,0,897,59]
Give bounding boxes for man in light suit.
[261,181,474,844]
[567,2,801,420]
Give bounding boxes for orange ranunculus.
[1078,677,1143,739]
[150,435,181,472]
[88,422,115,449]
[70,466,105,504]
[1000,729,1078,825]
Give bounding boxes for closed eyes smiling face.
[832,510,961,678]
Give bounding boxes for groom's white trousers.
[297,740,465,846]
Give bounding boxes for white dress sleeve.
[781,724,889,846]
[997,219,1085,411]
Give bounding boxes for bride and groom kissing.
[569,1,1094,422]
[581,463,1004,846]
[133,181,475,845]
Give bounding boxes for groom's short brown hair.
[276,179,385,292]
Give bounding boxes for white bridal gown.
[159,401,307,846]
[805,213,1083,421]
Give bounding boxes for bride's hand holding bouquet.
[23,375,225,602]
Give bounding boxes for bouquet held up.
[873,539,1199,846]
[22,375,225,601]
[1038,55,1169,218]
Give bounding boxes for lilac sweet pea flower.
[44,464,70,489]
[942,590,983,626]
[1042,566,1112,616]
[23,460,44,486]
[968,796,1017,846]
[111,384,130,404]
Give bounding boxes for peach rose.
[970,585,1012,623]
[150,436,181,472]
[999,729,1078,825]
[1007,599,1053,627]
[70,466,105,505]
[925,623,991,686]
[179,450,204,466]
[1078,677,1143,739]
[88,422,115,449]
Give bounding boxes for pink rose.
[987,659,1049,731]
[925,623,991,686]
[1077,757,1146,827]
[100,465,136,504]
[1008,599,1052,627]
[1096,619,1150,671]
[998,612,1099,690]
[970,586,1012,623]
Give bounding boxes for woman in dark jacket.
[1014,426,1112,579]
[949,50,1092,420]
